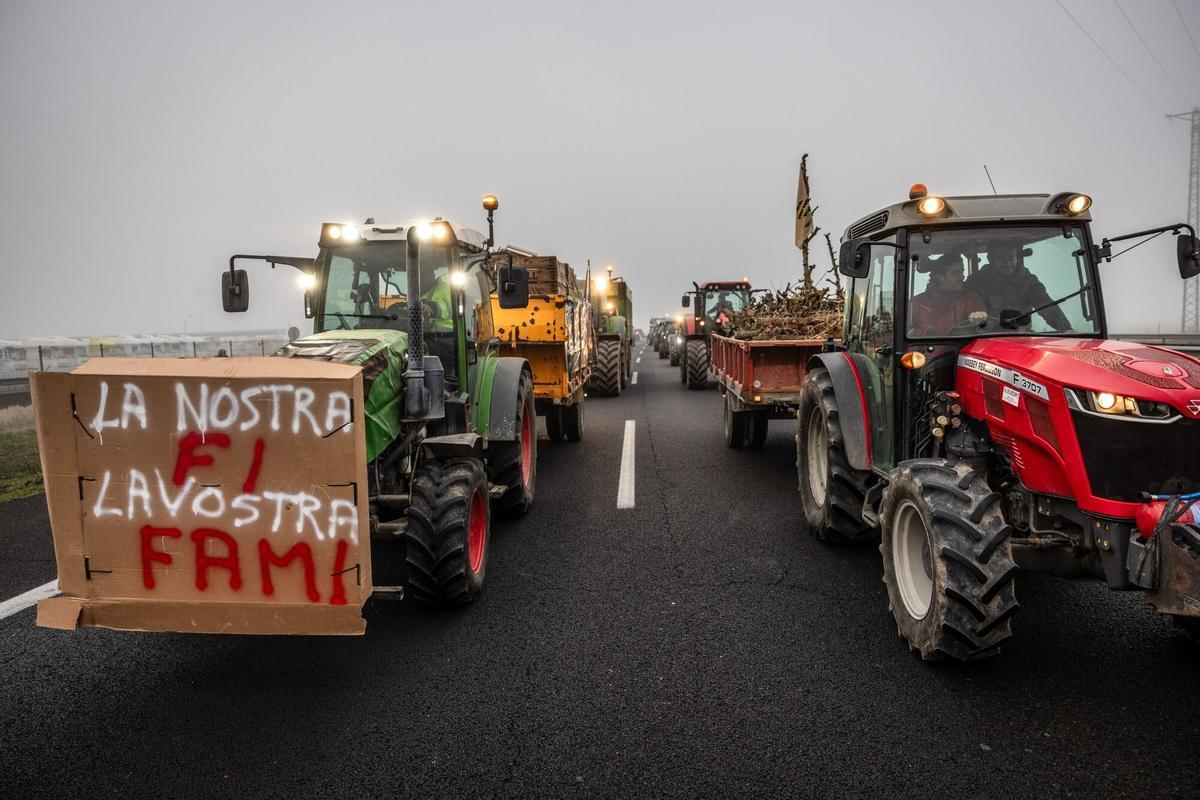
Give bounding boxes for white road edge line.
[617,420,636,509]
[0,579,59,621]
[631,371,638,384]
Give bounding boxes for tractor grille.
[1071,412,1200,501]
[848,211,889,239]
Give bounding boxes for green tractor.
[586,268,634,396]
[220,195,537,606]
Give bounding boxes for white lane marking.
[631,371,638,384]
[617,420,636,509]
[636,357,641,364]
[0,580,59,621]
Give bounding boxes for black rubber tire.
[797,368,876,543]
[488,370,536,516]
[544,405,565,442]
[563,397,584,441]
[657,344,667,359]
[723,393,747,448]
[405,458,491,606]
[880,459,1019,661]
[746,410,768,448]
[1172,616,1200,645]
[620,341,630,389]
[669,345,680,367]
[685,339,708,389]
[590,339,622,396]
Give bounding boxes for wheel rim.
[805,406,828,506]
[893,499,934,620]
[467,487,487,573]
[520,407,533,486]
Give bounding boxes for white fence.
[0,332,292,391]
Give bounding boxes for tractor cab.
[682,281,751,335]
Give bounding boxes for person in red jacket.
[909,252,987,336]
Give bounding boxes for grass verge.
[0,430,42,502]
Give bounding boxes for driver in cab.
[909,252,986,336]
[964,242,1071,332]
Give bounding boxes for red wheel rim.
[520,407,533,487]
[467,487,487,573]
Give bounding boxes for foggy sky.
[2,0,1198,338]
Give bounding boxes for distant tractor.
[668,315,683,366]
[679,281,752,389]
[797,185,1200,660]
[587,268,634,396]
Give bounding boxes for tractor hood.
[274,329,408,460]
[959,337,1200,419]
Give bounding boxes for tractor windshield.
[906,225,1099,338]
[317,241,455,333]
[702,288,748,325]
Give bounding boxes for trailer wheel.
[562,396,585,441]
[489,370,537,515]
[746,410,768,448]
[880,460,1019,661]
[685,340,708,389]
[590,339,622,396]
[723,393,747,448]
[545,405,565,442]
[405,458,491,606]
[797,368,876,543]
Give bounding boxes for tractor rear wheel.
[544,405,565,442]
[797,368,875,543]
[746,410,768,448]
[591,339,622,396]
[405,458,491,606]
[562,396,584,441]
[489,370,537,515]
[880,460,1019,661]
[723,393,747,448]
[685,339,708,389]
[657,343,667,359]
[669,345,680,367]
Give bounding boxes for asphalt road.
[2,346,1199,799]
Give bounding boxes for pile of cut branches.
[726,283,843,341]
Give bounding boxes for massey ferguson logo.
[1188,400,1200,417]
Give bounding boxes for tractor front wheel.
[490,370,537,515]
[685,339,708,389]
[797,368,875,543]
[405,458,491,606]
[880,460,1019,661]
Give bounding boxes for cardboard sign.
[31,358,372,635]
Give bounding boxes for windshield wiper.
[1000,287,1087,329]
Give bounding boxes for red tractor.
[679,280,752,389]
[798,186,1200,661]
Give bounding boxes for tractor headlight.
[1084,390,1173,419]
[676,336,683,344]
[1066,194,1091,215]
[917,196,946,216]
[449,270,467,288]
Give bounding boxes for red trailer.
[709,333,827,448]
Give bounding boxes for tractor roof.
[840,192,1094,242]
[322,219,487,250]
[697,281,750,291]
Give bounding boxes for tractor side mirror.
[838,239,870,279]
[681,294,690,308]
[222,269,249,312]
[497,263,529,308]
[1178,234,1200,280]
